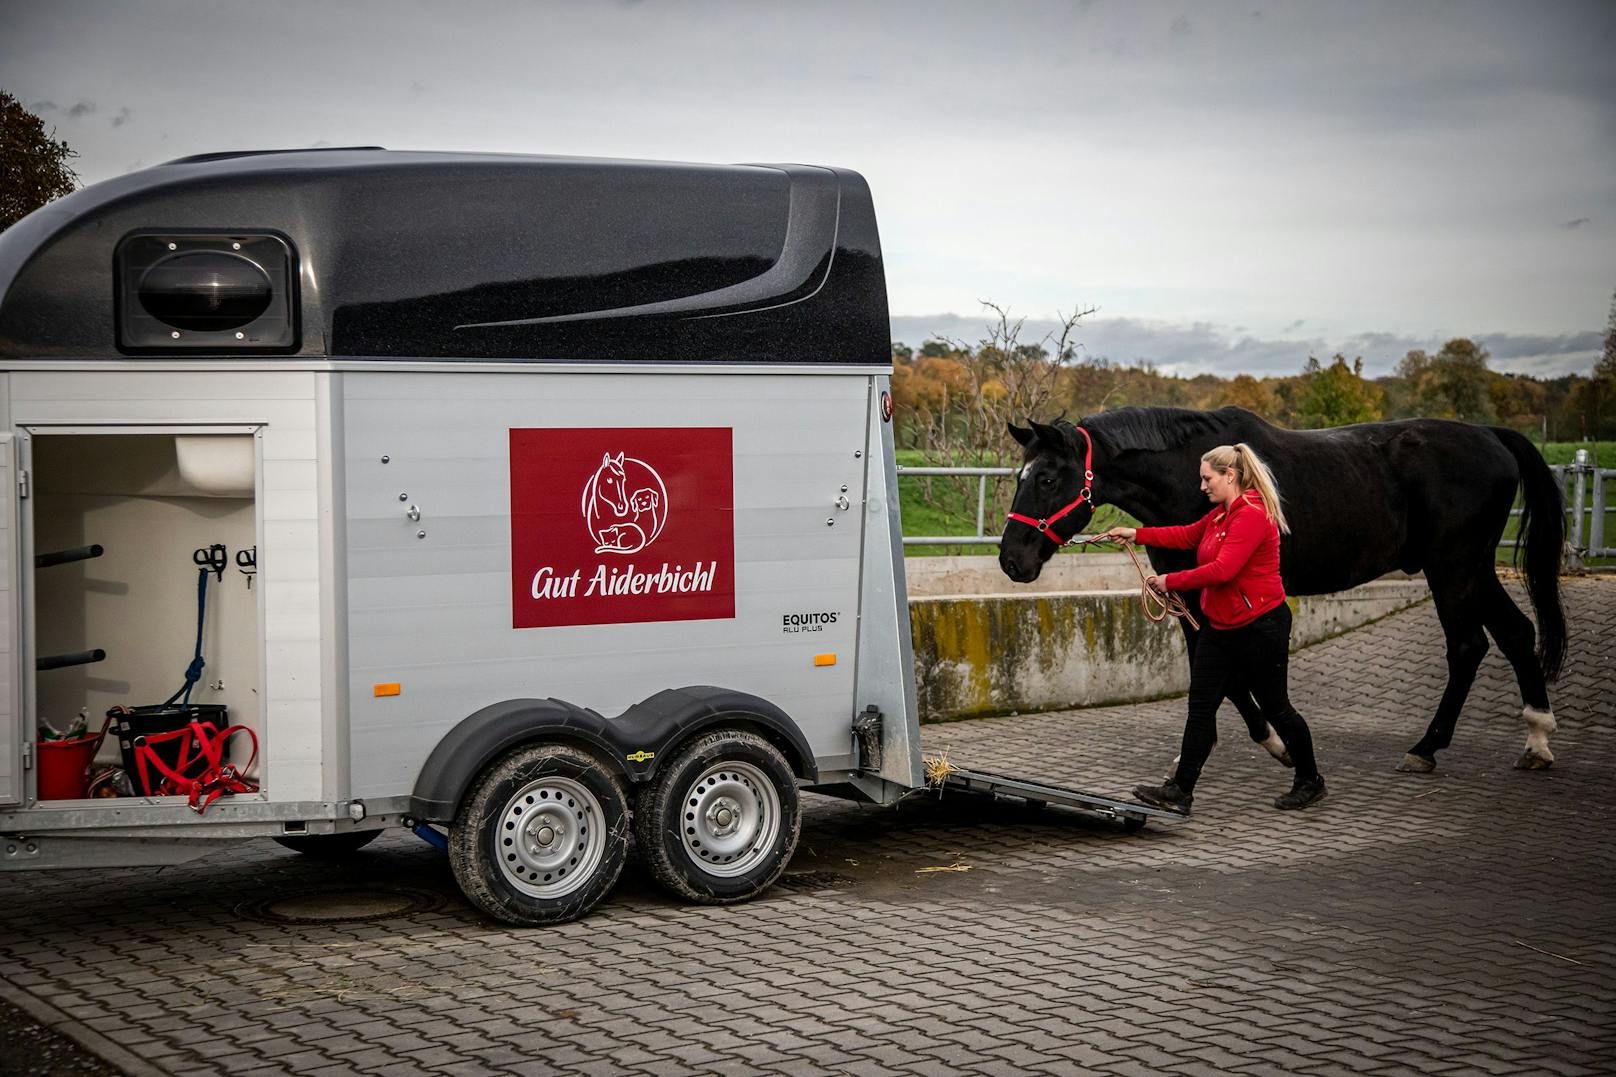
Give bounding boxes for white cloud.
[890,313,1602,379]
[4,0,1612,356]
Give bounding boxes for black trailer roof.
[0,149,890,365]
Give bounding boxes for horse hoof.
[1395,753,1436,773]
[1514,751,1553,771]
[1277,751,1294,769]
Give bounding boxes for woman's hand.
[1145,574,1167,595]
[1103,526,1137,542]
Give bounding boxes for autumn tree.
[1296,354,1382,428]
[1600,288,1616,383]
[1221,373,1278,420]
[1588,288,1616,439]
[1398,338,1497,422]
[1,90,78,231]
[924,302,1094,459]
[900,302,1091,517]
[890,350,973,451]
[1489,373,1547,433]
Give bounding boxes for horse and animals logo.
[583,452,668,554]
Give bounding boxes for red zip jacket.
[1135,490,1285,630]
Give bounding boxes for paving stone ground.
[2,577,1613,1076]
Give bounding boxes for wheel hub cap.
[681,762,782,879]
[496,775,604,899]
[707,797,741,836]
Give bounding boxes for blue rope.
[164,568,208,707]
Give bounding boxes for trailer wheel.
[448,743,629,926]
[634,729,800,905]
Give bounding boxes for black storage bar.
[36,648,106,671]
[35,544,104,569]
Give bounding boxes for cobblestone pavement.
[3,578,1613,1076]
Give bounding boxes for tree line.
[891,302,1616,463]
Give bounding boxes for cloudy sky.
[5,0,1613,376]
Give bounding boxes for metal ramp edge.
[938,766,1189,829]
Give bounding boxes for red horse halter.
[1006,425,1096,547]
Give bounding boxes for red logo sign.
[510,428,735,629]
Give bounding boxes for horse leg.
[1399,573,1489,773]
[1478,574,1556,769]
[1226,673,1291,765]
[1170,617,1289,777]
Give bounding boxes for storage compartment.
[31,433,261,801]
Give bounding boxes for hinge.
[853,705,884,772]
[21,741,33,769]
[17,469,29,499]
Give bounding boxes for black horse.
[999,407,1567,773]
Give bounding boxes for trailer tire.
[449,743,629,926]
[634,729,800,905]
[272,831,382,858]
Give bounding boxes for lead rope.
[1073,536,1200,630]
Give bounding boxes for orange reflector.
[373,683,401,697]
[813,654,837,667]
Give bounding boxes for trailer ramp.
[936,767,1188,831]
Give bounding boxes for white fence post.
[1592,467,1610,556]
[1566,450,1590,571]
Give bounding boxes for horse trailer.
[0,150,1176,924]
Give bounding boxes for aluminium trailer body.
[0,149,1172,925]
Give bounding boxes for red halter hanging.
[1006,425,1096,546]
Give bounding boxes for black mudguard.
[409,686,818,822]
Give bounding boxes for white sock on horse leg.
[1260,723,1289,761]
[1522,705,1556,760]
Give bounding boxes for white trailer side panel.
[8,370,329,802]
[342,371,871,800]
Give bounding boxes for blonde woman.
[1104,443,1324,815]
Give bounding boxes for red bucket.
[37,732,102,800]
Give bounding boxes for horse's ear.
[601,453,611,466]
[1030,420,1066,449]
[611,452,624,466]
[1008,422,1034,447]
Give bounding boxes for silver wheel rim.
[494,775,605,899]
[679,760,781,879]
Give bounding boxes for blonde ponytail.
[1202,442,1291,534]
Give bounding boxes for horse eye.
[1037,474,1054,488]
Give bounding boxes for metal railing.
[902,453,1616,564]
[1503,451,1614,569]
[896,466,1015,546]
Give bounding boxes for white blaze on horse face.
[1522,705,1556,761]
[1019,461,1034,480]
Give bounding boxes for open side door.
[0,433,20,806]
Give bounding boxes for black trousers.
[1173,603,1319,793]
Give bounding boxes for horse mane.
[1074,406,1237,453]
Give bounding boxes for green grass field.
[895,449,1138,557]
[1500,441,1613,567]
[897,443,1614,565]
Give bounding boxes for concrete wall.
[905,555,1428,723]
[906,552,1154,595]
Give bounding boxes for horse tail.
[1492,426,1567,680]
